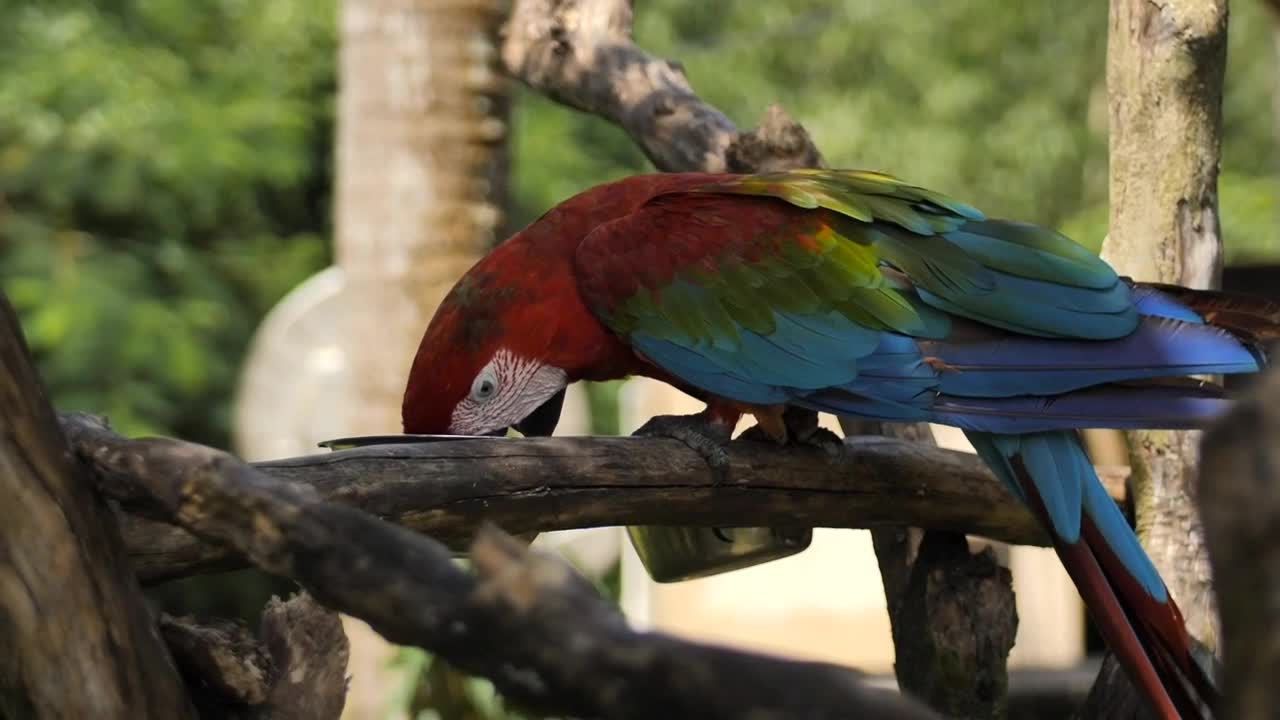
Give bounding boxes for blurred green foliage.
[390,648,552,720]
[0,1,335,445]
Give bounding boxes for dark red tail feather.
[1081,517,1218,717]
[1136,280,1280,344]
[1010,457,1214,720]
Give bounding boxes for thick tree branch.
[1199,368,1280,719]
[501,0,736,172]
[843,422,1018,718]
[0,296,195,718]
[63,413,938,720]
[54,415,1048,583]
[501,0,820,173]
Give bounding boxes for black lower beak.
[513,388,566,437]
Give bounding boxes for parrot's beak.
[512,387,565,437]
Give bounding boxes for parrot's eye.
[470,368,499,402]
[448,349,568,436]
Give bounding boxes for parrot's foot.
[739,407,844,457]
[632,412,733,473]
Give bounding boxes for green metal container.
[625,525,813,583]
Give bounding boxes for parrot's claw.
[632,412,733,475]
[739,407,844,457]
[797,426,845,457]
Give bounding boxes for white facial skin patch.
[450,348,568,435]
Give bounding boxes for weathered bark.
[501,4,1018,714]
[501,0,823,175]
[54,415,1048,583]
[61,413,938,720]
[1199,368,1280,720]
[1083,0,1228,715]
[502,0,736,172]
[336,0,510,434]
[160,616,273,709]
[0,296,196,718]
[160,593,349,720]
[844,420,1018,720]
[893,533,1019,718]
[255,593,350,719]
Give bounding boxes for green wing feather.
[694,169,985,233]
[596,196,952,347]
[684,169,1131,339]
[581,169,1131,359]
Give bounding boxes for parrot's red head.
[402,173,695,436]
[401,226,631,437]
[402,251,571,437]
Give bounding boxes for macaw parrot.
[403,169,1275,719]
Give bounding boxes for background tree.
[324,0,513,715]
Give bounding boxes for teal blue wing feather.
[573,169,1258,413]
[692,170,1136,339]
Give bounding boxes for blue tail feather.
[1129,284,1205,324]
[1082,460,1167,601]
[965,430,1166,601]
[927,316,1261,398]
[930,384,1232,433]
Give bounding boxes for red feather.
[403,173,749,433]
[1010,456,1214,719]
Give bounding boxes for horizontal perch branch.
[56,415,1048,583]
[60,412,938,720]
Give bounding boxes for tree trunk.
[335,0,510,434]
[332,1,512,714]
[1083,0,1228,714]
[0,294,195,719]
[1100,0,1227,647]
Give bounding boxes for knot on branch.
[161,615,273,706]
[161,592,349,720]
[894,533,1018,716]
[727,105,826,173]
